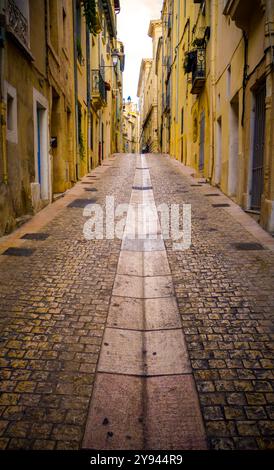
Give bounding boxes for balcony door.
[199,111,205,171]
[251,82,266,211]
[33,89,50,201]
[228,94,239,197]
[101,123,104,161]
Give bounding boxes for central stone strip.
[83,155,206,450]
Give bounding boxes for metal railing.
[91,69,107,103]
[191,48,206,94]
[192,48,206,82]
[6,0,29,48]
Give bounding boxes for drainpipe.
[209,0,218,182]
[86,22,91,171]
[241,31,248,127]
[73,0,79,180]
[0,0,7,184]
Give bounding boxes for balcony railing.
[191,48,206,94]
[6,0,29,50]
[91,70,107,110]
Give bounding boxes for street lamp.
[100,50,120,69]
[111,49,120,67]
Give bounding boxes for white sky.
[117,0,163,103]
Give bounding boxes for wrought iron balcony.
[190,48,206,95]
[6,0,29,50]
[91,70,107,110]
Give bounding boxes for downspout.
[176,0,180,160]
[241,31,248,127]
[161,13,165,153]
[0,0,7,184]
[210,0,218,182]
[73,0,79,180]
[86,22,91,170]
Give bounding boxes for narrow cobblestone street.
[0,153,274,451]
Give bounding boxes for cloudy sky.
[117,0,163,103]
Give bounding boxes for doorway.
[215,117,222,185]
[228,94,239,197]
[251,82,266,211]
[33,89,49,201]
[51,89,60,193]
[199,111,205,171]
[101,122,104,161]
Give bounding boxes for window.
[7,95,14,131]
[49,0,59,52]
[76,1,82,62]
[78,103,82,145]
[5,82,18,144]
[62,7,67,50]
[90,112,94,150]
[227,65,231,99]
[193,114,198,143]
[76,1,81,41]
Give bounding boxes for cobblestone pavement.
[0,153,274,450]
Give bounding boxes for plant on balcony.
[192,37,205,48]
[183,51,196,74]
[81,0,101,35]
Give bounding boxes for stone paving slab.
[108,297,181,330]
[146,375,207,450]
[117,251,170,276]
[113,274,174,298]
[121,238,165,252]
[98,328,191,376]
[83,373,206,450]
[82,373,144,450]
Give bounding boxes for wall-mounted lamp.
[100,49,120,68]
[111,49,120,67]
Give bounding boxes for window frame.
[4,81,18,144]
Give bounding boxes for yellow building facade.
[141,0,274,233]
[137,20,162,153]
[0,0,53,236]
[89,1,124,167]
[48,0,77,195]
[0,0,124,236]
[122,100,139,153]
